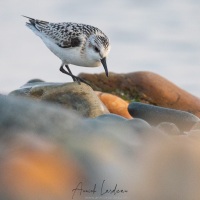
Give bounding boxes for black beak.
[101,57,109,77]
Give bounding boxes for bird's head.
[86,34,111,77]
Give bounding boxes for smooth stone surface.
[79,71,200,117]
[95,92,132,119]
[190,121,200,130]
[26,79,45,83]
[0,95,84,137]
[157,122,181,135]
[9,81,109,118]
[133,136,200,199]
[128,102,199,131]
[94,113,127,123]
[124,118,152,133]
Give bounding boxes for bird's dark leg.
[64,65,76,82]
[60,64,80,83]
[59,64,89,85]
[64,65,89,84]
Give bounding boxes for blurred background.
[1,0,200,96]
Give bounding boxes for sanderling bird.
[23,16,111,83]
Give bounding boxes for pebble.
[94,113,127,122]
[124,118,151,133]
[156,122,181,135]
[95,92,132,119]
[128,102,199,131]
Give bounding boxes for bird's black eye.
[94,46,100,53]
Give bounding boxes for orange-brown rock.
[0,133,84,200]
[95,92,132,119]
[79,71,200,117]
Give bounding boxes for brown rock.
[95,92,132,119]
[9,81,109,118]
[79,71,200,117]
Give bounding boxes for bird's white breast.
[41,36,101,68]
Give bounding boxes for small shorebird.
[23,16,111,83]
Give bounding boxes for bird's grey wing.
[56,35,81,48]
[36,22,82,48]
[24,16,82,48]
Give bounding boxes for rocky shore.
[1,71,200,200]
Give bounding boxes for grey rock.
[0,95,83,139]
[156,122,181,135]
[128,102,199,131]
[94,113,127,123]
[26,79,44,83]
[190,121,200,130]
[124,118,152,133]
[9,81,109,118]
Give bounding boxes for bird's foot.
[73,75,90,86]
[60,65,90,86]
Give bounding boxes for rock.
[79,71,200,117]
[9,81,109,118]
[186,130,200,139]
[156,122,181,135]
[0,95,88,199]
[26,79,45,83]
[3,95,200,199]
[133,136,200,200]
[0,95,141,199]
[0,94,83,136]
[190,121,200,130]
[83,114,129,139]
[128,102,199,131]
[95,92,132,119]
[95,113,127,123]
[124,118,152,133]
[0,133,83,200]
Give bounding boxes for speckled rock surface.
[9,81,109,118]
[79,71,200,117]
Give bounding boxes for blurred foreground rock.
[79,71,200,117]
[9,80,109,118]
[133,135,200,200]
[1,94,200,199]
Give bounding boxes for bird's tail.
[22,15,49,31]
